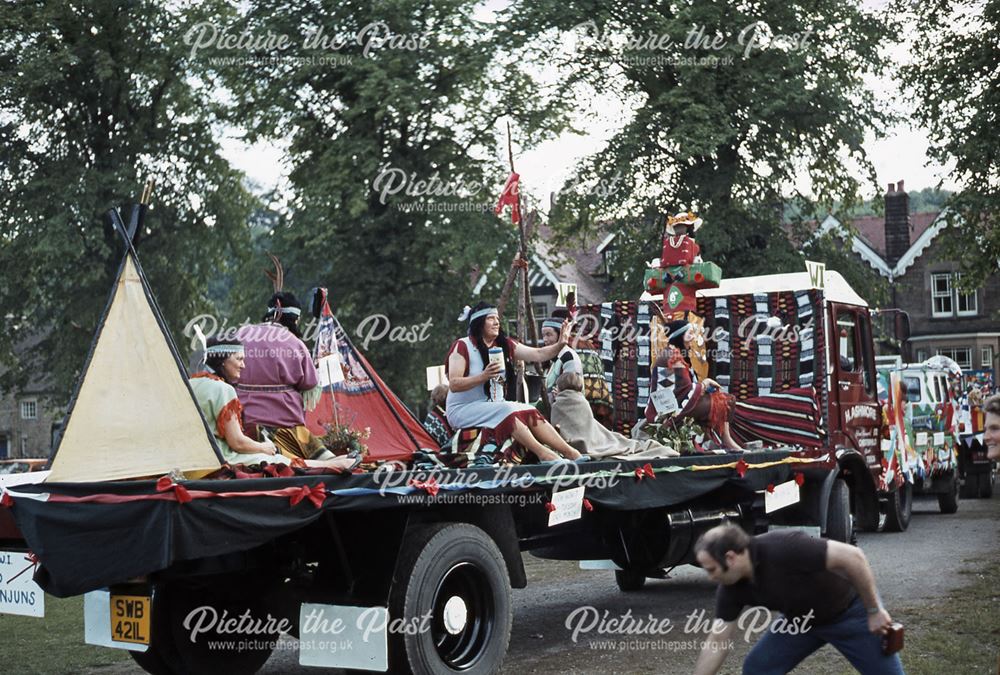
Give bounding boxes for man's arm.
[826,540,893,634]
[693,620,737,675]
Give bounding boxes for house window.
[931,273,953,317]
[602,249,616,277]
[931,272,977,317]
[915,349,927,362]
[20,400,37,420]
[937,347,972,370]
[955,274,978,316]
[983,346,994,369]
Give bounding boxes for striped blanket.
[730,387,824,448]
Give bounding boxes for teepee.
[46,202,222,482]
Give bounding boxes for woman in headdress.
[189,338,287,465]
[446,302,583,462]
[541,313,583,403]
[191,337,359,471]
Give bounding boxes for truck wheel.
[389,523,512,675]
[883,482,912,532]
[938,474,959,514]
[160,577,279,675]
[614,569,647,592]
[825,479,853,543]
[980,472,994,499]
[960,473,978,499]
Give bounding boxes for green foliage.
[502,1,898,287]
[901,0,1000,291]
[0,0,257,404]
[207,1,568,403]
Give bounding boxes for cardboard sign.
[425,365,447,391]
[915,432,929,447]
[318,354,345,387]
[805,260,826,289]
[556,283,578,307]
[548,487,585,527]
[933,431,945,446]
[650,387,679,415]
[0,550,44,617]
[764,480,800,514]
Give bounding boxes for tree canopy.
[0,0,257,402]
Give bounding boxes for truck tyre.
[938,474,959,514]
[126,577,277,675]
[883,482,912,532]
[389,523,512,675]
[614,569,647,592]
[960,473,978,499]
[825,479,853,544]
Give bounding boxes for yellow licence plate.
[109,593,151,645]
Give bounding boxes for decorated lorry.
[0,208,845,675]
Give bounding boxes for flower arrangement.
[644,415,704,455]
[321,422,371,457]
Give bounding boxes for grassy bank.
[0,594,129,674]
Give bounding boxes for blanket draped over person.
[552,388,678,459]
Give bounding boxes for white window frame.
[930,273,953,317]
[915,349,927,362]
[983,346,994,369]
[20,399,37,420]
[955,273,978,316]
[937,347,972,370]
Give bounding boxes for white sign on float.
[556,283,577,308]
[318,353,345,388]
[548,487,586,527]
[0,550,44,617]
[425,365,447,391]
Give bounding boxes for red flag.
[495,172,521,224]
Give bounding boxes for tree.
[208,1,569,403]
[902,0,1000,290]
[0,0,257,403]
[501,1,898,292]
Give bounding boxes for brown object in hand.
[882,622,904,655]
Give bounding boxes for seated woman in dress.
[552,373,678,459]
[191,338,359,470]
[446,302,583,463]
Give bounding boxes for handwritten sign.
[556,283,577,307]
[0,550,44,617]
[548,487,585,527]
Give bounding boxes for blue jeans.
[743,597,905,675]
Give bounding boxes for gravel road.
[96,494,999,675]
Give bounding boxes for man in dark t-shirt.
[692,524,904,675]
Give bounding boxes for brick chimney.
[884,180,910,266]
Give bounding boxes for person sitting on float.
[445,302,584,463]
[190,338,287,466]
[647,320,742,451]
[236,293,359,471]
[423,383,454,448]
[540,312,583,403]
[192,338,360,471]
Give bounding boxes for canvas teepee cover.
[304,293,436,462]
[47,254,223,482]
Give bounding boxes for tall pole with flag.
[494,122,543,402]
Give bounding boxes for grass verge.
[0,594,130,674]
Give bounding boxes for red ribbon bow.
[545,501,557,513]
[635,463,655,480]
[408,478,440,497]
[0,491,12,508]
[582,498,594,512]
[289,484,327,508]
[766,484,775,494]
[156,476,193,503]
[735,458,749,478]
[794,472,805,486]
